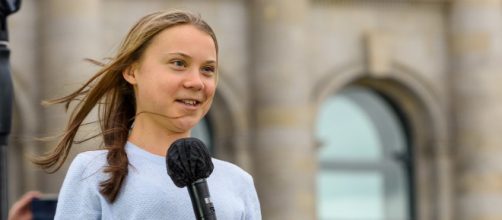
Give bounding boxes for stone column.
[450,1,502,220]
[250,1,316,219]
[39,0,101,193]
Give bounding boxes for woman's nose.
[182,69,204,90]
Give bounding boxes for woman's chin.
[172,120,199,133]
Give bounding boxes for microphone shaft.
[187,179,216,220]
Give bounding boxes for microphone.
[166,137,217,220]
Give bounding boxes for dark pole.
[0,1,21,220]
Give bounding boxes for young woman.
[35,10,261,219]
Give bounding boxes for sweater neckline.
[125,141,165,166]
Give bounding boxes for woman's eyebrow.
[167,52,191,59]
[167,52,216,63]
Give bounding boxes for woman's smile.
[175,98,203,110]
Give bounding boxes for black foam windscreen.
[166,137,214,187]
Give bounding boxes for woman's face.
[124,24,217,133]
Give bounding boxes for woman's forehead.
[147,25,217,61]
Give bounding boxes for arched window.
[316,86,412,220]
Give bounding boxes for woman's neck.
[127,117,190,156]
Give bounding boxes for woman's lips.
[176,99,201,109]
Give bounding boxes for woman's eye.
[170,60,187,69]
[201,66,215,75]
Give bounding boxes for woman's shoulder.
[66,150,108,179]
[211,158,253,183]
[72,150,108,166]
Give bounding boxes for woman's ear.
[123,65,138,85]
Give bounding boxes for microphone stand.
[0,1,21,219]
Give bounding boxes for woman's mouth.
[176,99,201,107]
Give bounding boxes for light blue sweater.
[55,142,261,220]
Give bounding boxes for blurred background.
[5,0,502,219]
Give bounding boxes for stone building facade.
[5,0,502,219]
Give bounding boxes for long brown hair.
[34,10,219,203]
